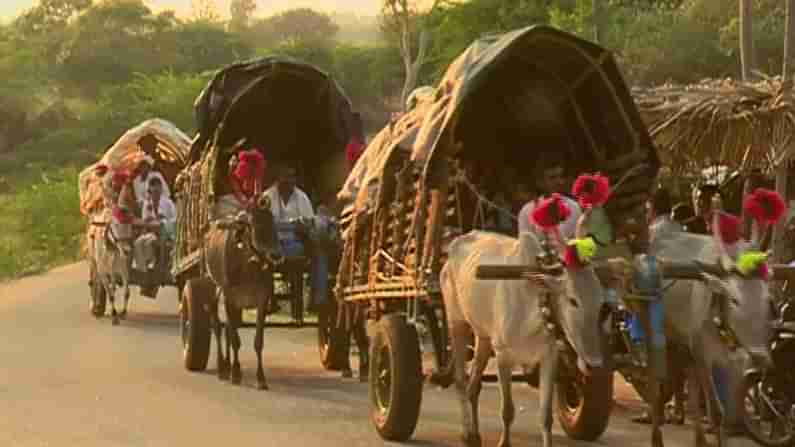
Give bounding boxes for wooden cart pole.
[772,159,790,263]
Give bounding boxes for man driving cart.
[262,166,330,313]
[134,176,176,298]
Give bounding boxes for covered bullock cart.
[79,118,191,317]
[334,25,660,442]
[634,77,795,447]
[633,77,795,263]
[172,56,354,373]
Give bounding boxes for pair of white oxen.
[441,203,775,447]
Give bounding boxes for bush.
[0,168,83,280]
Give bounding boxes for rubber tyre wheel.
[182,278,213,372]
[369,315,423,442]
[318,300,348,371]
[740,372,795,447]
[90,266,106,318]
[556,368,614,441]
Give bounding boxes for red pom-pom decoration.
[758,262,770,280]
[563,245,583,269]
[112,206,134,224]
[744,188,787,225]
[531,193,571,230]
[233,149,266,182]
[572,173,610,208]
[716,212,742,244]
[111,170,130,191]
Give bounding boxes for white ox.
[92,208,134,325]
[647,215,774,447]
[440,222,610,447]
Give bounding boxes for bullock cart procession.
[73,24,795,447]
[79,118,191,323]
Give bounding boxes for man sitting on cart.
[132,155,171,215]
[134,176,176,297]
[263,165,329,312]
[517,161,582,241]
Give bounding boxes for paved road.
[0,262,757,447]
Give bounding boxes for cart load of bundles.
[174,56,355,259]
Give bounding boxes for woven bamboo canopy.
[633,77,795,176]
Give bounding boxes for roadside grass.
[0,168,84,281]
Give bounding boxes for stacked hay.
[633,77,795,177]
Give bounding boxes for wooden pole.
[772,160,790,263]
[784,0,795,80]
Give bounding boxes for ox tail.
[429,261,457,389]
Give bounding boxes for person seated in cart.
[133,176,177,297]
[262,165,329,312]
[517,162,582,241]
[132,155,171,214]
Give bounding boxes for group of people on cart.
[90,133,177,297]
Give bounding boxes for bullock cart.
[633,77,795,447]
[172,56,355,375]
[333,25,660,442]
[79,118,191,317]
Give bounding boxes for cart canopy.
[340,25,659,228]
[78,118,191,215]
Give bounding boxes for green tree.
[14,0,92,35]
[54,0,179,94]
[230,0,257,32]
[191,0,221,23]
[251,8,339,46]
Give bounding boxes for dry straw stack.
[633,77,795,176]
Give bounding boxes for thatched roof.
[633,77,795,175]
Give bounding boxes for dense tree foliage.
[0,0,789,168]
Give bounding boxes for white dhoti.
[134,233,159,271]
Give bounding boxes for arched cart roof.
[189,56,354,170]
[340,25,659,225]
[78,118,191,215]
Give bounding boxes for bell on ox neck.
[541,306,551,317]
[713,316,723,327]
[546,322,556,332]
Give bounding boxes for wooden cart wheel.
[369,314,423,442]
[89,264,106,318]
[181,278,213,372]
[318,300,348,370]
[556,367,614,441]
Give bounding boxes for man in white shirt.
[133,156,171,214]
[134,177,176,297]
[263,166,328,311]
[517,163,581,240]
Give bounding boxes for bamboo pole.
[772,157,791,263]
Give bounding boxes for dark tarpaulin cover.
[189,56,354,166]
[340,25,659,231]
